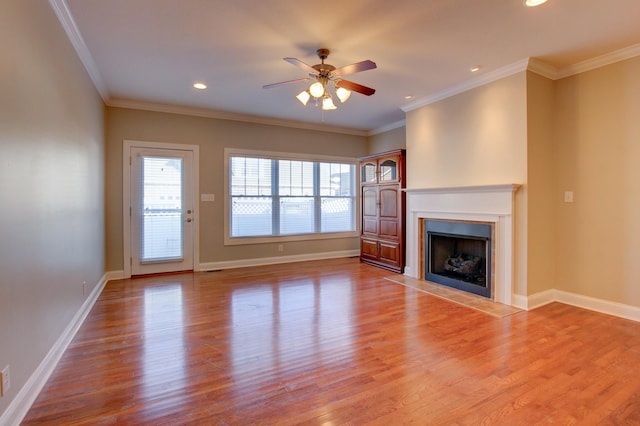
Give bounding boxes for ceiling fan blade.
[336,79,376,96]
[283,57,318,74]
[332,60,377,77]
[262,77,309,89]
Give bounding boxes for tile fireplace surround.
[404,184,521,307]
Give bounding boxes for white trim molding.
[0,274,108,426]
[48,0,108,100]
[402,44,640,112]
[368,119,406,136]
[526,289,640,323]
[555,43,640,79]
[198,250,360,272]
[401,60,530,112]
[108,99,368,137]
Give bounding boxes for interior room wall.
[0,0,105,419]
[404,72,529,296]
[554,56,640,306]
[367,126,406,155]
[105,107,369,272]
[525,71,556,295]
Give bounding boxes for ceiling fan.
[263,48,376,110]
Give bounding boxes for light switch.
[564,191,574,203]
[201,193,215,202]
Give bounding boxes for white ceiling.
[55,0,640,134]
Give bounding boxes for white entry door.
[129,146,195,275]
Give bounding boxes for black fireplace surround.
[425,220,492,298]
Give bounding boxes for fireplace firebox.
[424,220,492,298]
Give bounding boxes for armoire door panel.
[362,187,378,218]
[378,241,400,265]
[363,218,378,235]
[379,220,399,239]
[379,187,398,219]
[360,238,378,260]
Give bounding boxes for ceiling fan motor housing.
[316,48,330,60]
[313,49,335,77]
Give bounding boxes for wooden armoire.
[359,149,406,273]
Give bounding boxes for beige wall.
[526,71,556,295]
[554,56,640,305]
[405,73,528,187]
[405,58,640,307]
[106,107,369,271]
[368,126,406,154]
[405,72,529,296]
[0,0,105,418]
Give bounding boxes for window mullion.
[272,159,279,236]
[313,163,321,233]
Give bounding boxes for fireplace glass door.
[425,220,492,298]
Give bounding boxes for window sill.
[224,230,359,246]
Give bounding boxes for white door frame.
[123,139,200,278]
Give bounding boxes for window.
[225,149,357,244]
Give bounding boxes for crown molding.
[107,98,369,137]
[368,119,406,136]
[48,0,109,101]
[555,43,640,79]
[401,43,640,112]
[401,59,530,113]
[526,58,560,80]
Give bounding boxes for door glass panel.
[362,162,377,183]
[379,159,397,182]
[141,156,183,262]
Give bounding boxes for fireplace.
[404,184,520,306]
[424,220,492,298]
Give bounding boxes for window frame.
[224,148,359,245]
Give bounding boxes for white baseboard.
[198,249,360,271]
[525,289,556,310]
[511,293,530,310]
[105,270,125,281]
[0,274,108,426]
[554,290,640,322]
[526,289,640,322]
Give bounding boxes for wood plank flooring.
[22,258,640,425]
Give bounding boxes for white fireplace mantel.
[404,184,521,306]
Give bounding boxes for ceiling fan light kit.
[264,48,376,113]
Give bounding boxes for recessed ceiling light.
[193,82,207,90]
[470,66,481,73]
[524,0,548,7]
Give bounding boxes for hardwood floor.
[23,258,640,425]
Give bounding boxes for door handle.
[186,218,192,223]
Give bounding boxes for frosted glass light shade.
[336,87,351,103]
[322,96,336,110]
[309,82,325,98]
[296,90,310,105]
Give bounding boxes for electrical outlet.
[0,365,10,397]
[278,244,283,252]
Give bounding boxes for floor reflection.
[142,284,187,402]
[230,277,356,384]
